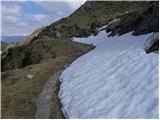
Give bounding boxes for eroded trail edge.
[35,72,63,119]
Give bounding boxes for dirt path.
[35,72,64,119]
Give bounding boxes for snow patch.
[59,30,159,118]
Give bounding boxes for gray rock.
[26,74,34,79]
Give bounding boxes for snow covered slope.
[58,30,159,118]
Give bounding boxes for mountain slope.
[26,1,158,41]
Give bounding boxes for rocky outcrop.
[146,39,159,53]
[134,2,159,35]
[25,27,46,42]
[106,1,159,36]
[144,33,159,53]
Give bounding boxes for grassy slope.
[1,39,94,118]
[52,1,149,36]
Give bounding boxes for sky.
[1,0,86,36]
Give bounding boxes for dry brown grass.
[1,41,94,119]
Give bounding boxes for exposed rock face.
[106,1,159,36]
[133,2,159,35]
[146,39,159,53]
[144,33,159,53]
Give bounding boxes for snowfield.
[58,30,159,118]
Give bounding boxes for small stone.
[26,74,34,79]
